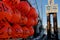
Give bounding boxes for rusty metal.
[47,13,51,40]
[47,13,58,40]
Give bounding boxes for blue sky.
[28,0,60,28]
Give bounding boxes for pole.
[47,13,51,40]
[53,13,58,40]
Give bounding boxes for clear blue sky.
[28,0,60,28]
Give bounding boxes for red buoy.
[22,27,30,38]
[0,12,5,21]
[3,0,20,5]
[3,0,20,10]
[16,1,30,15]
[0,22,11,38]
[27,18,35,26]
[0,12,12,22]
[20,16,27,25]
[28,7,38,19]
[4,12,12,22]
[11,24,23,38]
[28,26,34,36]
[10,13,21,23]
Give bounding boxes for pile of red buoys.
[0,0,38,38]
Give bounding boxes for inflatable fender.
[16,1,30,15]
[22,27,30,38]
[10,13,21,23]
[28,7,38,19]
[12,24,23,38]
[20,16,27,26]
[0,22,11,38]
[28,26,34,36]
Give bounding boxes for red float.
[0,12,12,22]
[27,18,35,26]
[0,12,5,21]
[0,2,4,12]
[0,1,12,12]
[16,1,30,15]
[10,13,21,23]
[22,27,30,38]
[0,22,11,38]
[0,2,12,22]
[28,26,34,36]
[28,7,38,19]
[20,16,27,25]
[11,24,23,38]
[3,0,20,10]
[0,0,38,38]
[3,0,20,5]
[4,12,12,22]
[9,27,17,38]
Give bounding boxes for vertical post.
[53,13,58,40]
[47,13,51,40]
[46,0,58,39]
